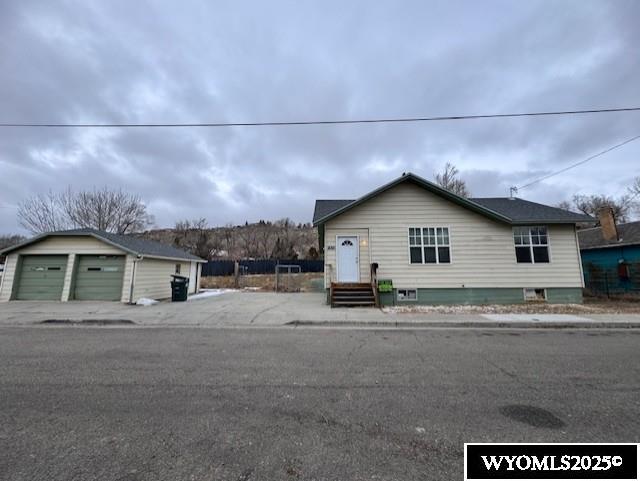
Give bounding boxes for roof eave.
[142,254,207,263]
[513,219,595,225]
[0,233,49,256]
[580,241,640,251]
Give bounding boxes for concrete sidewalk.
[1,291,640,328]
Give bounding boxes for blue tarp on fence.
[201,259,324,276]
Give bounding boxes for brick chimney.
[597,206,618,242]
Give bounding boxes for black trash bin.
[170,275,189,302]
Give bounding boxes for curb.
[40,319,136,325]
[285,320,640,329]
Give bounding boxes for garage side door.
[16,255,68,300]
[73,255,125,301]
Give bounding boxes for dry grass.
[201,273,323,292]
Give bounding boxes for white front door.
[336,236,359,282]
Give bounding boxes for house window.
[524,288,547,302]
[175,264,181,274]
[397,288,417,301]
[513,226,549,263]
[409,227,451,264]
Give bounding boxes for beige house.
[0,229,205,303]
[313,173,593,306]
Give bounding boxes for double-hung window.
[513,226,550,263]
[409,227,451,264]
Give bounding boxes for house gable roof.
[313,172,594,226]
[577,221,640,250]
[0,228,206,262]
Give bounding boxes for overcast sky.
[1,0,639,234]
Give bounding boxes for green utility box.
[377,279,393,293]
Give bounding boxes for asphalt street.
[1,326,639,480]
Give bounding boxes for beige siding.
[120,255,136,303]
[0,254,19,302]
[60,254,76,301]
[17,236,125,255]
[188,262,197,294]
[324,182,583,289]
[131,259,190,301]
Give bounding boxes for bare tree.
[256,220,276,258]
[629,177,640,218]
[173,218,218,260]
[572,194,631,224]
[18,187,153,234]
[238,223,260,259]
[0,234,26,250]
[630,177,640,197]
[434,162,470,197]
[17,190,71,233]
[554,200,574,211]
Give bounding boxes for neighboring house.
[0,228,205,303]
[577,209,640,295]
[313,172,593,306]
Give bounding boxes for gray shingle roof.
[313,200,354,224]
[469,198,594,223]
[313,173,595,226]
[0,228,205,261]
[577,221,640,250]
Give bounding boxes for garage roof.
[313,172,594,226]
[0,228,206,262]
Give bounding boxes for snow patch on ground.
[136,298,159,306]
[187,289,237,301]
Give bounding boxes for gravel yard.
[384,297,640,315]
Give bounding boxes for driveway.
[0,291,386,326]
[1,291,640,327]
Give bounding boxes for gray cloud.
[1,0,639,234]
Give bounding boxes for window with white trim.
[409,227,451,264]
[397,289,417,301]
[513,226,549,263]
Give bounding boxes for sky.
[1,0,639,234]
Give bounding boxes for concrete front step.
[332,301,376,307]
[331,283,377,308]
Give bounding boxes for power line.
[0,106,639,128]
[515,133,640,191]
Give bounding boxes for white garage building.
[0,229,205,303]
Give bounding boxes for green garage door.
[16,255,68,300]
[73,255,125,301]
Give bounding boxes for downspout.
[128,255,143,303]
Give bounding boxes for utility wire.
[0,106,639,128]
[514,133,640,192]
